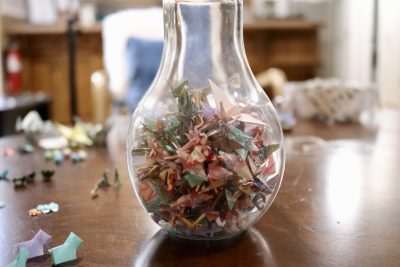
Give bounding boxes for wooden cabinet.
[16,33,103,123]
[3,18,319,123]
[244,19,319,80]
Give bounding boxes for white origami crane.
[209,80,267,126]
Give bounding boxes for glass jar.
[127,0,285,241]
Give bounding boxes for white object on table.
[285,78,376,124]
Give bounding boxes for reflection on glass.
[134,228,276,267]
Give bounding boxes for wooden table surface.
[1,110,400,267]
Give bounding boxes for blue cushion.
[125,37,164,112]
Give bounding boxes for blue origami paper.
[71,153,80,164]
[7,247,29,267]
[53,151,64,165]
[0,169,9,181]
[19,144,34,154]
[36,202,59,214]
[49,232,83,265]
[15,229,51,259]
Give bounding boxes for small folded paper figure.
[19,144,34,154]
[13,176,27,187]
[41,169,55,182]
[7,247,29,267]
[36,202,59,214]
[49,232,83,265]
[26,172,36,183]
[0,169,9,181]
[15,229,52,259]
[29,209,41,217]
[56,123,93,147]
[3,148,15,157]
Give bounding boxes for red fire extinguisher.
[6,41,22,95]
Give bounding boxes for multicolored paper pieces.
[132,80,282,238]
[184,174,208,188]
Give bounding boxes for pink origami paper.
[209,80,267,126]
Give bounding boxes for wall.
[378,0,400,107]
[291,0,336,78]
[1,0,26,19]
[294,0,375,85]
[332,0,374,85]
[321,0,400,108]
[97,0,161,14]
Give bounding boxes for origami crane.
[15,229,52,259]
[49,232,83,265]
[55,123,93,147]
[15,111,57,142]
[209,80,267,126]
[16,111,45,135]
[7,247,29,267]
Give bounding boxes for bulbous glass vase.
[127,0,285,241]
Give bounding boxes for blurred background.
[0,0,398,136]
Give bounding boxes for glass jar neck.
[162,0,245,88]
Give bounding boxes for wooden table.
[1,110,400,266]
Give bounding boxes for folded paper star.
[7,247,28,267]
[49,232,83,266]
[15,230,52,259]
